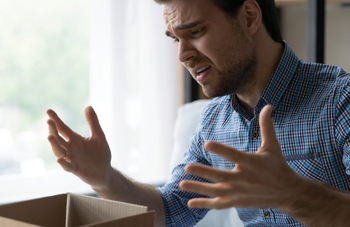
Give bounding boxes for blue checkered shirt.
[156,43,350,226]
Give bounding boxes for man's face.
[163,0,257,98]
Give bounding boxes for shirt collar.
[230,42,300,119]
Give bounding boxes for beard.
[199,21,258,98]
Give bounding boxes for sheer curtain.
[90,0,179,183]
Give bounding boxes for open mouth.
[196,66,211,75]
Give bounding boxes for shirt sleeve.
[156,128,212,227]
[335,76,350,175]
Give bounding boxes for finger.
[204,141,248,165]
[185,164,237,183]
[84,106,104,136]
[47,135,66,158]
[181,179,260,198]
[188,197,237,210]
[62,153,72,163]
[46,109,74,140]
[57,158,75,173]
[47,119,68,147]
[259,105,279,149]
[180,180,235,198]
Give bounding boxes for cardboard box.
[0,193,155,227]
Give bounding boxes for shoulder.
[292,61,350,104]
[335,68,350,88]
[199,95,232,126]
[332,69,350,148]
[334,69,350,113]
[296,60,346,85]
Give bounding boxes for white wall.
[281,4,350,72]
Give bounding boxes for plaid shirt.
[157,43,350,226]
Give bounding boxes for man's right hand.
[46,106,113,192]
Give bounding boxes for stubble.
[202,19,258,98]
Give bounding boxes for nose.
[177,40,198,63]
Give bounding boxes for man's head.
[157,0,282,43]
[158,0,282,98]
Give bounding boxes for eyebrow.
[165,20,206,37]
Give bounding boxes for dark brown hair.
[154,0,283,43]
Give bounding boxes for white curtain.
[90,0,179,183]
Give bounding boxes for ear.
[241,0,262,36]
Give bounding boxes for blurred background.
[0,0,179,203]
[0,0,92,203]
[0,0,90,175]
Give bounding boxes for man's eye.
[192,29,203,35]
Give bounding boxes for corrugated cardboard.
[0,193,155,227]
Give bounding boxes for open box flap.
[0,194,67,227]
[0,216,42,227]
[67,193,148,227]
[83,211,155,227]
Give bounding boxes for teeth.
[197,66,210,74]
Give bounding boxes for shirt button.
[252,132,258,139]
[263,210,270,217]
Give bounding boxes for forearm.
[92,168,166,227]
[281,176,350,227]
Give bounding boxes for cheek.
[193,37,220,64]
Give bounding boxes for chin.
[203,85,235,98]
[202,87,221,98]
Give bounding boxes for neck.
[236,38,284,118]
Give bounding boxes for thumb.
[84,106,104,136]
[259,105,279,150]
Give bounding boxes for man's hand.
[46,106,113,191]
[47,106,167,226]
[180,105,301,210]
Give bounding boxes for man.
[46,0,350,226]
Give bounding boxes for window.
[89,0,179,185]
[0,0,91,203]
[0,0,180,204]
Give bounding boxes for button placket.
[248,119,260,152]
[263,210,270,218]
[252,131,259,139]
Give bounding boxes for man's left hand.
[180,105,302,210]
